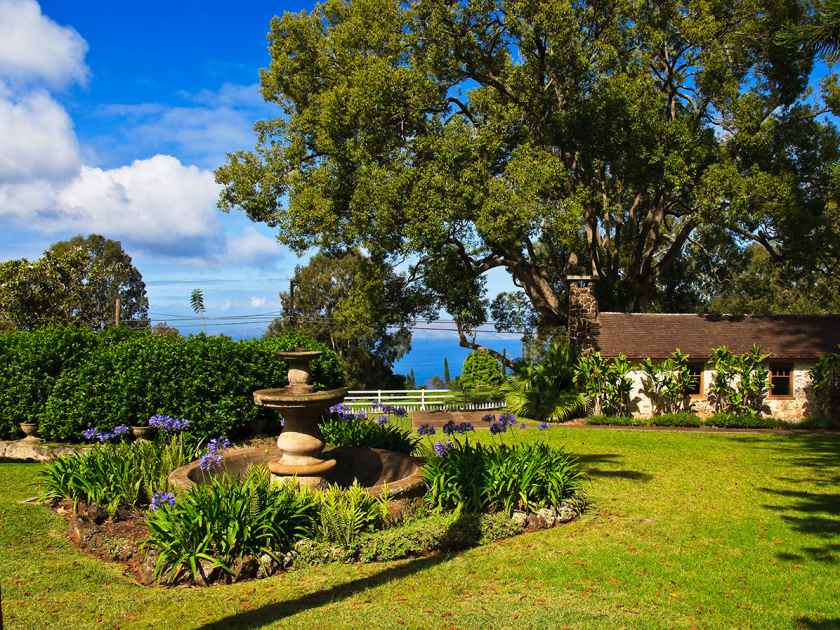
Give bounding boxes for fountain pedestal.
[253,351,346,488]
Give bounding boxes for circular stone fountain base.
[168,446,425,504]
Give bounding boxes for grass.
[2,427,840,628]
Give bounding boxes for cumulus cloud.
[0,86,80,182]
[0,0,88,87]
[225,227,281,263]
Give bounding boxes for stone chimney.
[567,275,599,353]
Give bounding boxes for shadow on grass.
[574,453,653,483]
[731,433,840,563]
[195,511,482,629]
[794,617,840,629]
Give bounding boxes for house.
[566,276,840,421]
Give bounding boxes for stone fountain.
[252,351,345,487]
[168,349,425,507]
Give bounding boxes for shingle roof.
[595,313,840,360]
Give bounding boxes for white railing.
[344,389,506,412]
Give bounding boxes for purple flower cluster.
[148,414,190,433]
[442,421,474,435]
[371,403,408,417]
[417,423,436,436]
[199,437,231,472]
[433,440,454,457]
[482,413,496,423]
[329,403,368,422]
[538,422,550,430]
[82,425,130,442]
[150,491,175,511]
[376,415,388,425]
[489,412,518,434]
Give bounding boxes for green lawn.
[2,428,840,629]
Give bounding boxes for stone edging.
[0,440,86,462]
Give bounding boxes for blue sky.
[0,0,516,336]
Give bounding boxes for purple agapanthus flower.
[150,491,176,511]
[113,425,130,437]
[433,440,454,457]
[199,451,223,471]
[518,423,528,429]
[206,437,231,453]
[538,422,550,430]
[393,407,408,417]
[499,412,517,427]
[376,415,388,425]
[82,427,98,441]
[489,421,506,434]
[481,413,496,423]
[148,414,190,433]
[417,423,436,436]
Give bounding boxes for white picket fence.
[344,389,506,413]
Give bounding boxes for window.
[769,364,793,398]
[688,363,704,397]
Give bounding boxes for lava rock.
[512,510,529,528]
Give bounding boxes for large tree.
[0,234,148,330]
[266,250,434,387]
[217,0,840,356]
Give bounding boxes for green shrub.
[810,348,840,418]
[460,351,504,390]
[707,346,769,416]
[423,441,584,513]
[584,415,642,426]
[39,434,201,517]
[504,339,585,421]
[314,481,390,547]
[650,412,702,427]
[0,326,105,437]
[38,329,342,442]
[705,413,781,428]
[144,466,319,583]
[319,416,419,454]
[639,350,695,415]
[574,353,633,416]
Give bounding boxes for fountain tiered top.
[253,350,346,408]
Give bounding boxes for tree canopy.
[217,0,840,351]
[0,234,148,330]
[266,249,434,387]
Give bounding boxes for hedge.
[0,326,133,438]
[0,326,343,441]
[460,351,504,390]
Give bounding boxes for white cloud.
[226,227,281,262]
[0,154,224,254]
[0,0,88,87]
[0,86,80,182]
[249,296,267,308]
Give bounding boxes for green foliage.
[810,346,840,417]
[706,413,782,429]
[706,346,770,416]
[0,234,148,330]
[460,351,504,391]
[0,326,114,437]
[266,250,434,388]
[423,441,584,514]
[314,482,390,547]
[639,350,695,416]
[39,435,201,518]
[36,328,342,442]
[189,289,205,315]
[585,412,784,429]
[319,416,418,454]
[217,0,840,342]
[504,339,584,421]
[573,353,633,416]
[144,467,318,583]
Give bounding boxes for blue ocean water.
[394,334,522,387]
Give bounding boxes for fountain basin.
[168,445,426,503]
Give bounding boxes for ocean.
[393,333,522,387]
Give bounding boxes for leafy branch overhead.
[217,0,840,349]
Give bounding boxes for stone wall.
[625,362,816,422]
[568,282,600,353]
